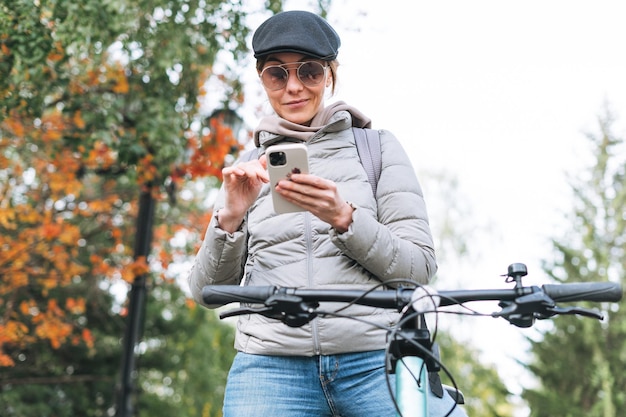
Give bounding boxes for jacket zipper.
[304,211,322,355]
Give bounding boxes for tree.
[0,279,236,417]
[0,0,246,367]
[522,108,626,417]
[0,282,120,417]
[437,332,515,417]
[1,0,248,414]
[132,282,237,417]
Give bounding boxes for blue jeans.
[223,351,468,417]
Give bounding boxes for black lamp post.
[115,185,155,417]
[114,107,243,417]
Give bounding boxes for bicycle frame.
[389,312,434,416]
[387,300,462,417]
[396,357,429,415]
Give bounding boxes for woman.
[188,10,467,417]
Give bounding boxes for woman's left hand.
[275,174,354,233]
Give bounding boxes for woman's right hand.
[217,156,269,233]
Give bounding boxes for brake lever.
[495,291,556,328]
[494,291,606,327]
[541,306,605,321]
[220,306,273,320]
[219,294,320,328]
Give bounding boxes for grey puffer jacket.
[188,106,436,356]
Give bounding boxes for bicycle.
[202,263,623,416]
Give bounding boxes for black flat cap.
[252,10,341,60]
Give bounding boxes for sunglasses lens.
[260,62,327,90]
[297,62,326,86]
[261,66,288,90]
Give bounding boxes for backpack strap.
[352,127,382,196]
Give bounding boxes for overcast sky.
[329,0,626,272]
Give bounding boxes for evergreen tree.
[522,109,626,417]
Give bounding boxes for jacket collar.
[254,101,371,148]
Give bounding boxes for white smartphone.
[265,143,309,214]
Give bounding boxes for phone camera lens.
[269,151,287,166]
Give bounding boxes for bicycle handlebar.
[541,282,622,302]
[204,285,278,305]
[202,281,622,310]
[202,272,623,330]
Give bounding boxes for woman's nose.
[284,69,303,91]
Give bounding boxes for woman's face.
[259,52,331,125]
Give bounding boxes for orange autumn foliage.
[1,32,244,368]
[1,115,241,367]
[178,118,242,182]
[0,108,127,365]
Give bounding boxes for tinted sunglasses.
[260,61,328,91]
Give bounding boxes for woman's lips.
[284,98,308,109]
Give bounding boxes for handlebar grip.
[542,282,623,303]
[202,285,277,306]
